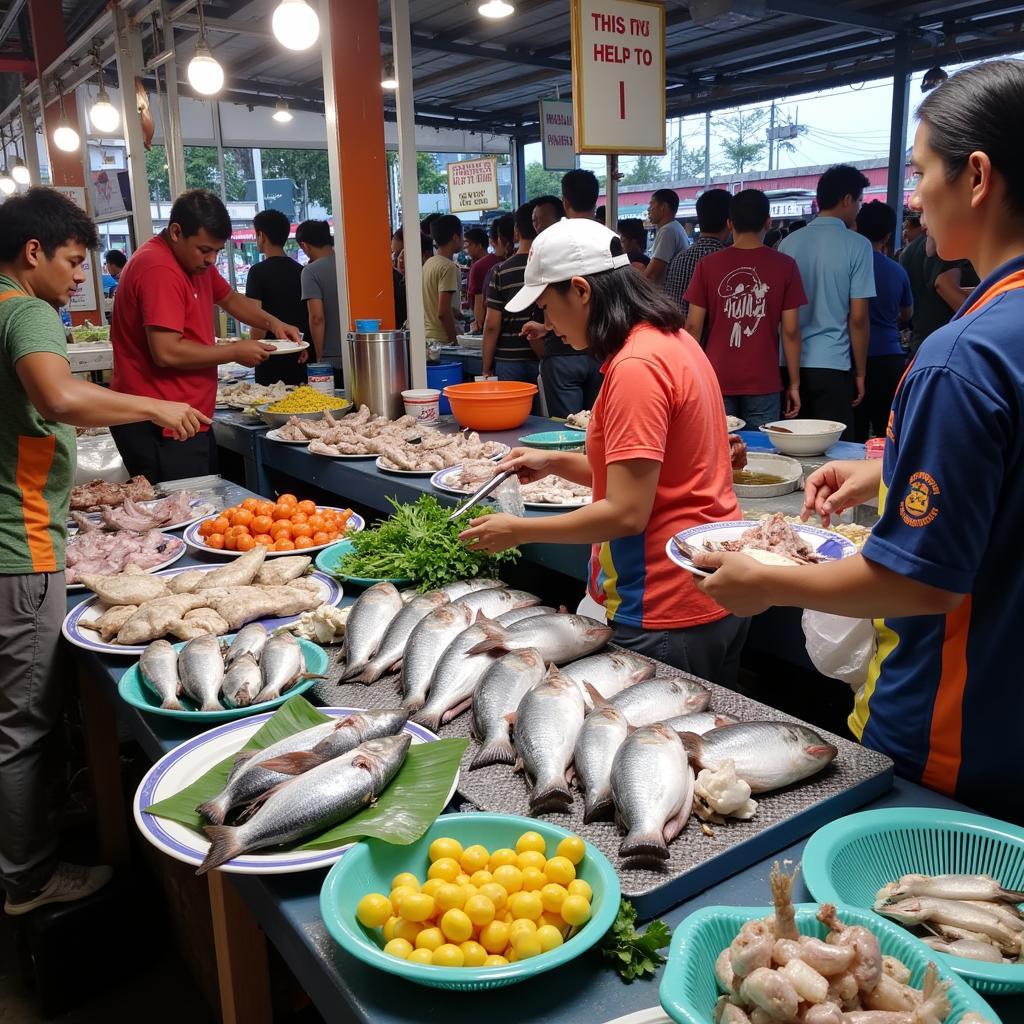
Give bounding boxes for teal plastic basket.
[803,807,1024,995]
[319,812,620,990]
[659,902,999,1024]
[517,430,586,452]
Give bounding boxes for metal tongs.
[448,469,515,521]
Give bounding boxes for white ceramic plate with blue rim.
[68,496,216,534]
[431,465,592,510]
[666,520,856,578]
[182,507,364,557]
[66,534,187,593]
[61,564,344,656]
[133,709,451,874]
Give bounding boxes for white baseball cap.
[504,217,632,312]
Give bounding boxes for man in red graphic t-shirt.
[684,189,807,429]
[111,190,302,480]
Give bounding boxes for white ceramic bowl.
[732,452,802,497]
[758,419,845,456]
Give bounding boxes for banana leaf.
[144,696,467,850]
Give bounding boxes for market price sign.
[53,186,98,312]
[570,0,666,155]
[447,157,500,214]
[539,99,577,171]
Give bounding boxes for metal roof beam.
[0,0,28,51]
[379,26,569,71]
[767,1,902,35]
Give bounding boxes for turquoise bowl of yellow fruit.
[319,812,620,990]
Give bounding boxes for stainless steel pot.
[346,330,410,418]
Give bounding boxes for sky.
[524,52,1024,179]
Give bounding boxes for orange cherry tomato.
[211,516,230,535]
[235,533,256,552]
[270,523,292,540]
[225,532,238,551]
[255,500,275,518]
[327,530,340,541]
[312,531,330,547]
[274,537,296,551]
[207,533,225,549]
[251,515,274,535]
[198,519,216,538]
[294,535,314,549]
[241,498,259,512]
[277,493,298,507]
[306,514,325,532]
[290,511,308,526]
[230,509,254,528]
[272,505,293,521]
[291,523,313,539]
[253,534,275,547]
[296,500,317,516]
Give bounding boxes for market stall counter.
[211,408,271,494]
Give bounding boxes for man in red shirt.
[464,227,499,332]
[684,189,806,428]
[110,190,302,480]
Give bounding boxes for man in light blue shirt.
[779,165,875,438]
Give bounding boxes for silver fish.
[224,623,268,666]
[469,613,613,665]
[606,676,711,726]
[680,721,837,793]
[412,617,507,732]
[340,582,405,681]
[494,606,556,628]
[611,722,694,860]
[453,588,540,618]
[400,603,474,710]
[353,590,450,684]
[139,639,183,710]
[876,897,1020,950]
[197,709,410,825]
[573,704,631,823]
[469,648,546,769]
[438,578,505,600]
[557,650,655,706]
[884,874,1024,904]
[921,936,1005,963]
[513,665,586,813]
[221,652,262,708]
[254,631,315,704]
[198,733,411,874]
[179,634,224,712]
[663,711,740,735]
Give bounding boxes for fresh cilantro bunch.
[601,899,672,981]
[337,495,519,591]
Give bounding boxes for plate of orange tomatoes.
[182,493,365,557]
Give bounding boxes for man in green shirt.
[0,188,207,915]
[422,214,463,346]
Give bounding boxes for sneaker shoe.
[4,862,113,916]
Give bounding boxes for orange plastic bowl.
[442,381,538,431]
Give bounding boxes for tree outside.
[525,162,563,199]
[142,144,246,202]
[620,154,667,186]
[717,109,769,174]
[417,152,447,195]
[260,148,332,210]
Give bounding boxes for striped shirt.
[665,235,727,315]
[486,254,540,361]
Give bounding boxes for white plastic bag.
[801,610,876,691]
[74,433,128,485]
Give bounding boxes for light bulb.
[272,99,293,123]
[188,42,224,95]
[53,122,81,152]
[479,0,514,17]
[381,65,398,90]
[0,172,15,196]
[272,0,319,50]
[89,88,121,133]
[11,158,30,185]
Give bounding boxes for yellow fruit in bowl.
[508,918,538,945]
[414,926,444,952]
[420,878,444,899]
[479,919,509,954]
[460,844,490,874]
[513,932,543,960]
[384,937,413,959]
[483,954,508,967]
[508,890,543,922]
[356,892,393,929]
[441,908,473,944]
[428,857,461,883]
[540,883,568,914]
[521,866,547,892]
[391,871,420,891]
[479,882,508,912]
[556,835,586,866]
[393,918,422,944]
[382,916,400,942]
[544,856,576,886]
[460,940,488,967]
[516,849,547,872]
[397,891,435,923]
[408,948,433,965]
[469,869,493,888]
[488,847,518,871]
[433,882,466,913]
[428,837,464,863]
[464,893,496,927]
[389,884,417,907]
[492,864,524,894]
[515,830,547,855]
[536,923,565,952]
[567,879,593,902]
[560,894,591,927]
[431,943,465,968]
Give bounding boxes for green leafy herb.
[144,695,467,851]
[601,899,672,982]
[337,494,519,591]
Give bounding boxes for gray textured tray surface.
[310,645,893,911]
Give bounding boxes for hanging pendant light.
[52,83,81,153]
[188,3,224,96]
[11,156,31,185]
[381,62,398,90]
[272,0,320,51]
[0,132,14,195]
[89,86,121,133]
[272,99,293,123]
[479,0,515,17]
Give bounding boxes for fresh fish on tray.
[254,631,321,704]
[139,638,183,710]
[603,676,711,726]
[340,581,405,681]
[224,622,268,666]
[469,648,546,770]
[452,587,540,618]
[573,704,631,823]
[221,652,262,708]
[468,613,612,665]
[400,603,474,711]
[178,634,224,712]
[353,590,449,684]
[556,650,655,705]
[198,733,411,873]
[493,606,556,628]
[437,578,505,601]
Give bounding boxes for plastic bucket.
[402,388,441,426]
[426,361,463,415]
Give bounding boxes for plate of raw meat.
[69,491,214,534]
[66,530,186,590]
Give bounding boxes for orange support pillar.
[325,0,396,330]
[28,0,101,326]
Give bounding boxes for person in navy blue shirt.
[694,59,1024,823]
[854,201,913,440]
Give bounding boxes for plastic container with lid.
[306,362,335,395]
